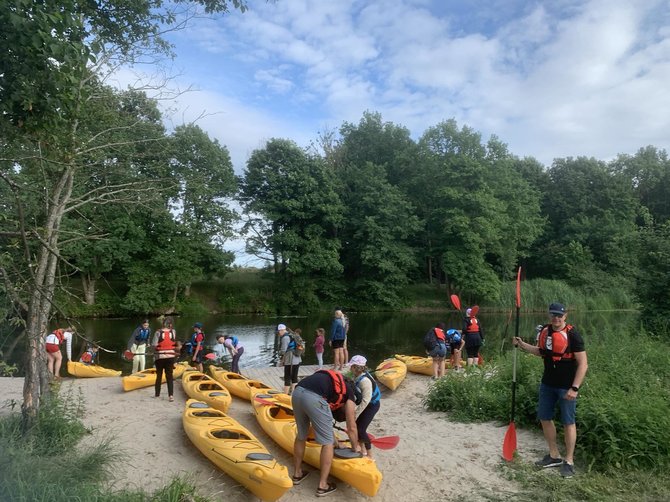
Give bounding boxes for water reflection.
[3,310,638,375]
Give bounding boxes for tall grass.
[0,388,212,501]
[484,278,637,312]
[424,318,670,475]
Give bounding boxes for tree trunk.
[427,255,433,284]
[184,284,191,297]
[82,273,96,305]
[22,162,75,425]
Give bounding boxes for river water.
[3,310,635,374]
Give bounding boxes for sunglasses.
[550,313,564,318]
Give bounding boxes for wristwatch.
[570,385,580,392]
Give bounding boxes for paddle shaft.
[511,266,522,422]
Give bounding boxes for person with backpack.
[448,329,464,370]
[152,316,177,402]
[348,355,381,459]
[277,324,303,395]
[424,322,449,379]
[513,302,588,478]
[127,319,151,373]
[222,332,244,374]
[462,307,484,366]
[290,369,359,497]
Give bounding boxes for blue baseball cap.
[548,303,566,315]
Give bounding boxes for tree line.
[2,0,670,420]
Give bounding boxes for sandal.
[316,483,337,497]
[291,471,309,485]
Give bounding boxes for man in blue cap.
[513,302,588,478]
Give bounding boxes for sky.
[115,0,670,264]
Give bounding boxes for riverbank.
[0,370,548,501]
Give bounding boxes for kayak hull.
[251,390,382,497]
[209,366,274,400]
[183,399,292,502]
[181,372,232,413]
[122,361,191,391]
[395,354,461,376]
[375,358,407,390]
[67,361,121,378]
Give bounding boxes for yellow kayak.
[251,391,383,497]
[375,358,407,390]
[395,354,461,375]
[181,372,232,413]
[122,361,191,392]
[208,366,275,400]
[67,361,121,378]
[183,399,292,502]
[394,354,433,375]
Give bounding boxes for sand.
[0,371,547,501]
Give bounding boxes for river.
[2,309,636,374]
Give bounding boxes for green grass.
[424,317,670,499]
[0,386,213,502]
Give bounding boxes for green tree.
[534,157,640,291]
[0,0,246,423]
[240,139,344,312]
[414,120,543,300]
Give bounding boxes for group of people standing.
[425,306,485,379]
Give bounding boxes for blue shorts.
[537,383,577,425]
[429,342,447,358]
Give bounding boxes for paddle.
[204,353,216,360]
[332,424,400,450]
[502,266,522,462]
[450,294,461,311]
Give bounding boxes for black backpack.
[423,328,438,351]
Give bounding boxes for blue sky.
[115,0,670,263]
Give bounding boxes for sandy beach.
[0,369,546,501]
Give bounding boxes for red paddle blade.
[204,353,216,360]
[368,433,400,450]
[471,305,480,317]
[477,353,484,365]
[450,294,461,311]
[123,350,133,361]
[502,422,517,461]
[515,267,522,308]
[254,396,275,406]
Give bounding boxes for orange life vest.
[434,327,446,342]
[538,324,575,362]
[465,317,480,333]
[318,370,348,410]
[53,329,64,343]
[155,329,176,354]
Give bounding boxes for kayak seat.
[212,429,251,440]
[270,407,294,419]
[255,393,273,399]
[246,453,274,461]
[209,391,227,397]
[193,411,223,417]
[334,448,364,459]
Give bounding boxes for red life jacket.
[318,370,348,410]
[80,351,94,364]
[465,317,480,333]
[538,324,575,362]
[53,329,64,343]
[434,327,446,342]
[155,329,176,354]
